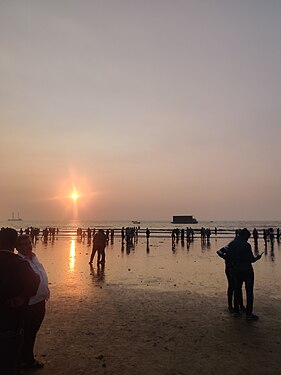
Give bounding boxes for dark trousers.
[234,269,254,315]
[22,301,46,365]
[90,248,105,263]
[89,248,97,263]
[97,249,105,264]
[225,267,244,309]
[0,328,23,375]
[225,268,235,309]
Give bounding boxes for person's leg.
[233,271,244,314]
[244,269,254,316]
[100,249,105,264]
[22,301,45,366]
[225,267,234,310]
[0,328,24,375]
[89,248,96,264]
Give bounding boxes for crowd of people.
[19,227,59,243]
[13,226,281,245]
[171,227,213,242]
[89,226,141,264]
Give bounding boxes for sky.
[1,0,281,221]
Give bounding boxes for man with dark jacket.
[224,228,263,320]
[0,228,40,375]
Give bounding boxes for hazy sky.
[1,0,281,221]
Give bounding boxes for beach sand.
[30,236,281,375]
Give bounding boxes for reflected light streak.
[69,239,76,272]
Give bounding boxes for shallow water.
[3,219,281,238]
[30,236,281,303]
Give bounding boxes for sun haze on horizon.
[1,1,281,221]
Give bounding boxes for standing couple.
[0,228,49,374]
[217,228,263,321]
[89,229,107,265]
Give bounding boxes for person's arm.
[18,259,40,301]
[252,252,263,262]
[217,246,228,259]
[92,235,97,249]
[246,244,263,263]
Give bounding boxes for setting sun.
[71,191,79,201]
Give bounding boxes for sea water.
[1,219,281,237]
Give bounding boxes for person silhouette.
[217,246,245,313]
[146,228,150,242]
[224,228,263,320]
[89,229,107,265]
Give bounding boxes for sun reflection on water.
[69,239,76,272]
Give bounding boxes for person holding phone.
[224,228,263,321]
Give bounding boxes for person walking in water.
[146,228,150,243]
[224,228,263,320]
[89,229,107,265]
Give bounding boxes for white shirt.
[18,252,50,305]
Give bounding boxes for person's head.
[0,227,18,251]
[239,228,251,241]
[16,234,33,257]
[98,229,104,234]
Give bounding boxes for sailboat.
[8,212,23,222]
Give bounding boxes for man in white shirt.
[16,234,50,370]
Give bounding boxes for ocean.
[1,219,281,238]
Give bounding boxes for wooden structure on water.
[172,215,198,224]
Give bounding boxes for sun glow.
[71,191,79,201]
[52,173,97,219]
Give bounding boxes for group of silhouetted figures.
[88,226,142,264]
[42,227,58,241]
[77,227,115,243]
[171,227,212,243]
[14,226,281,248]
[235,227,280,248]
[19,227,41,242]
[19,227,59,243]
[121,226,140,244]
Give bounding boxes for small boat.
[132,221,141,225]
[8,212,23,222]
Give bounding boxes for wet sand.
[31,237,281,374]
